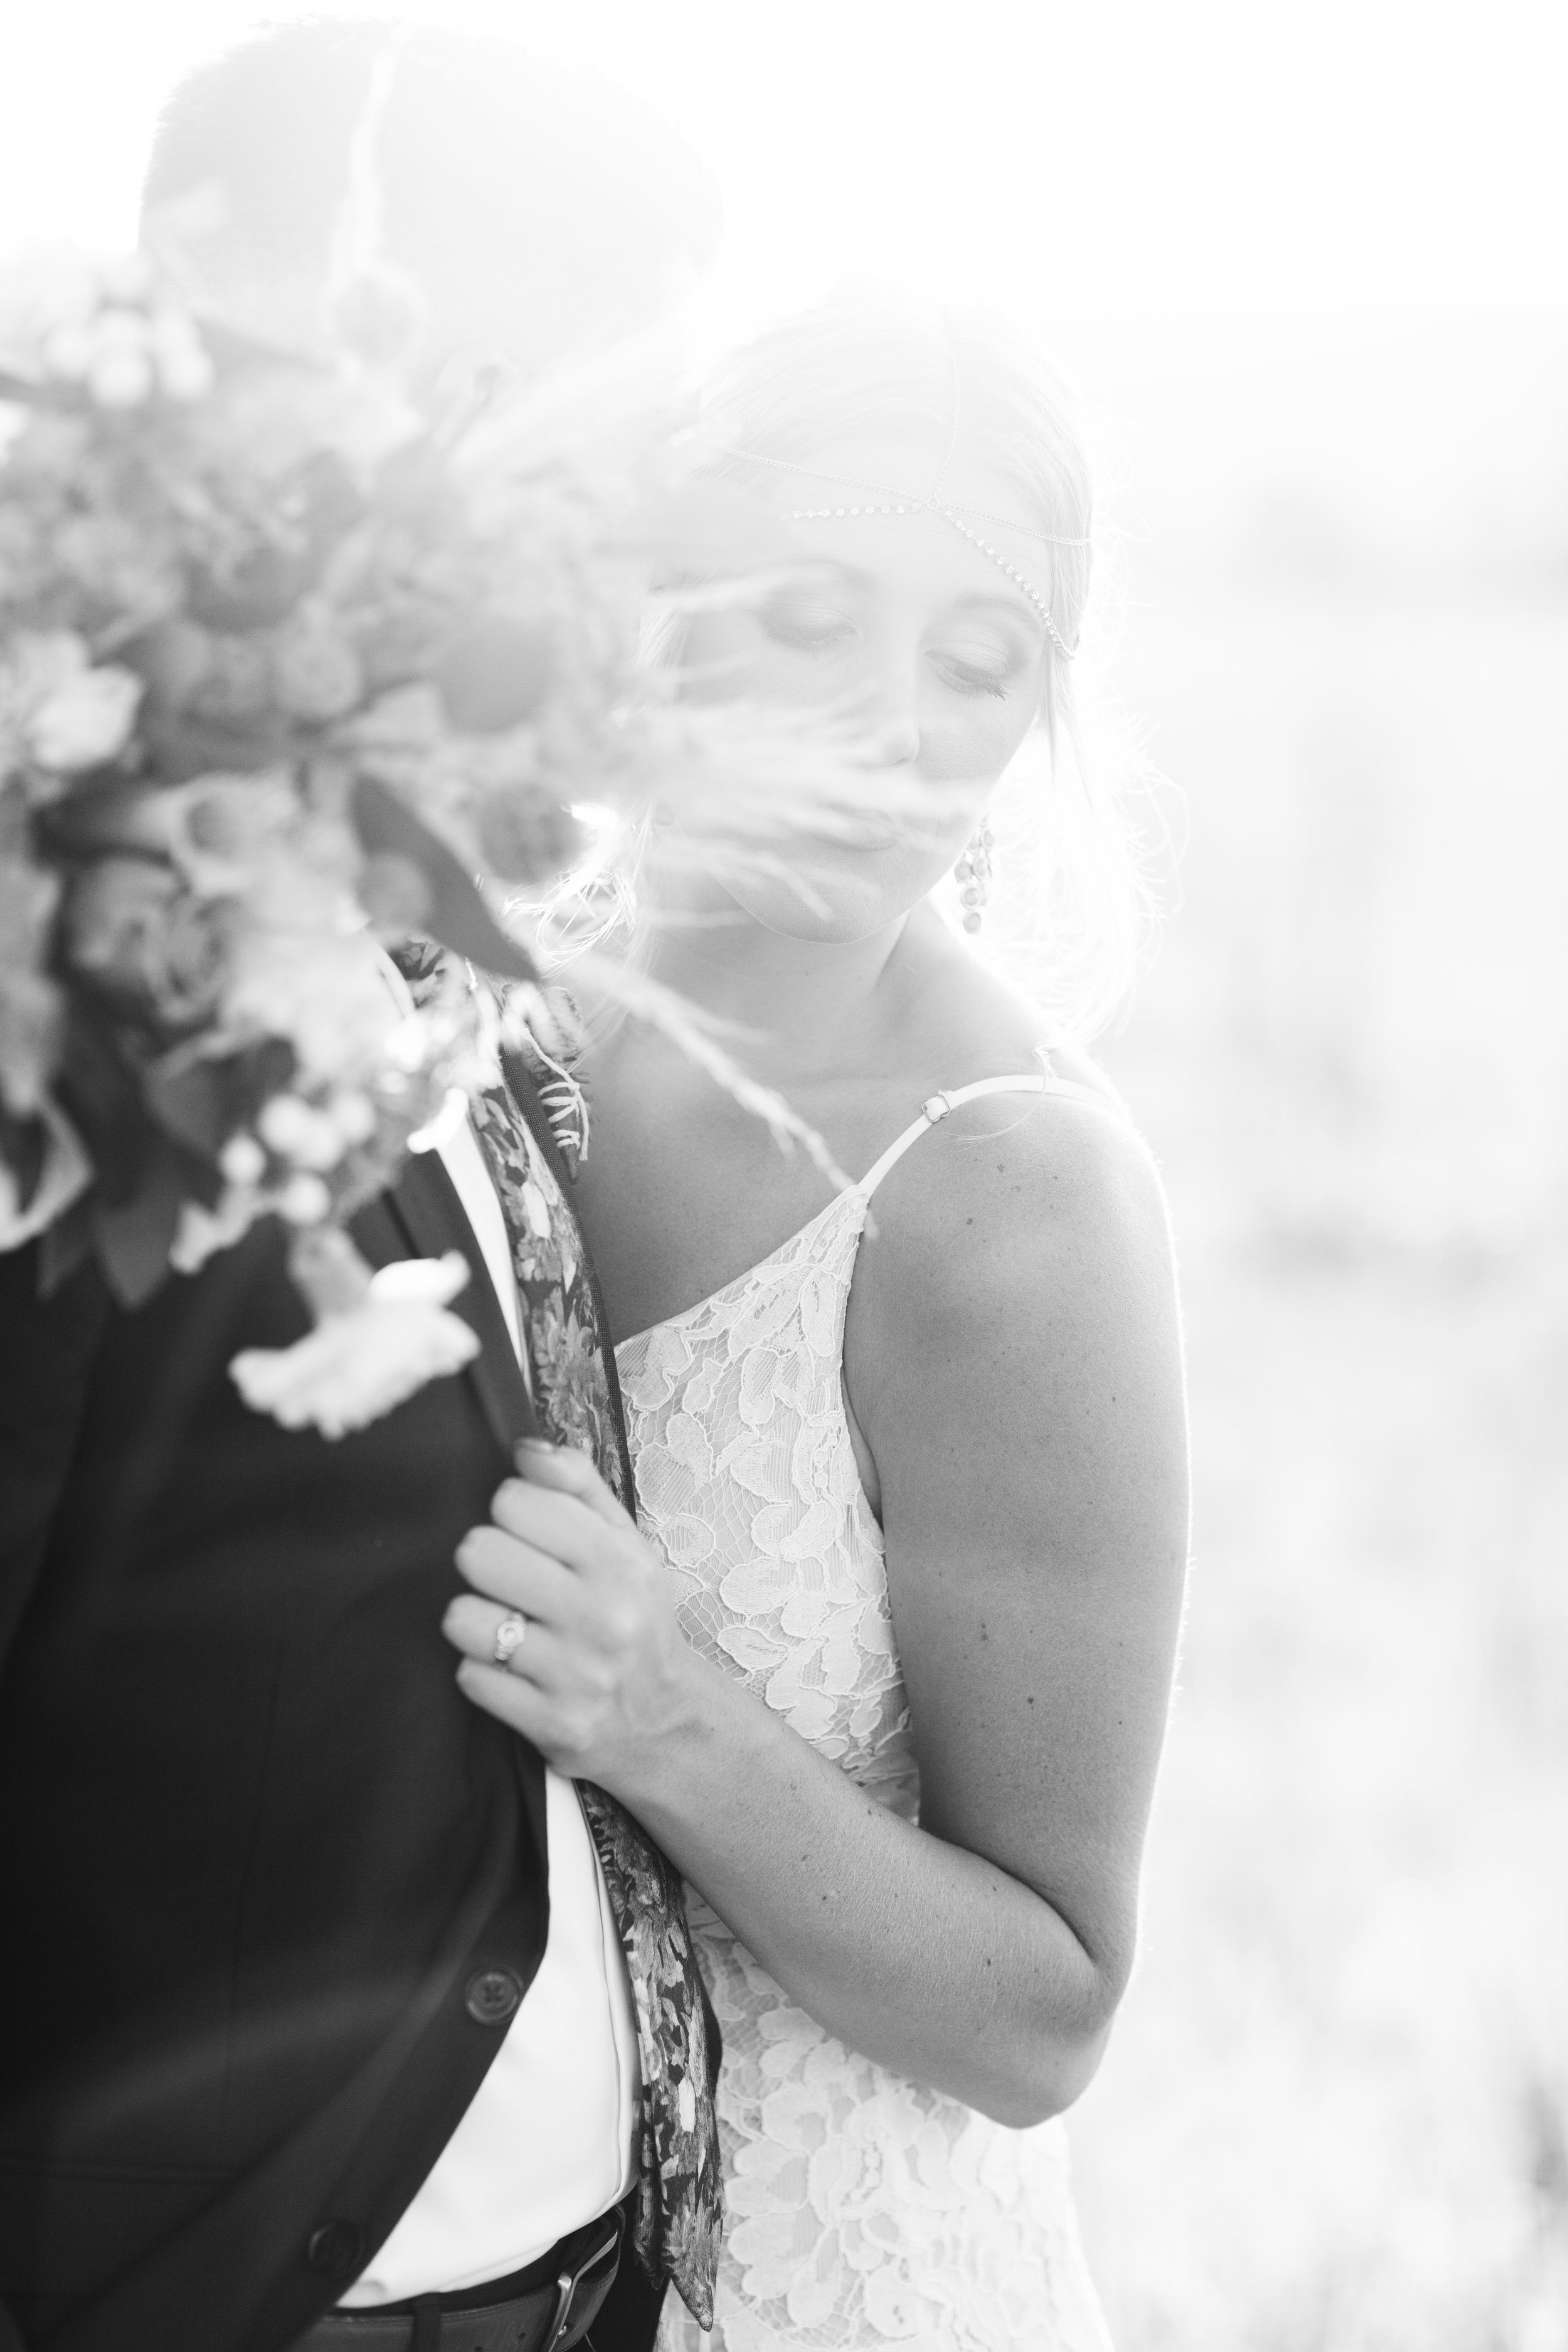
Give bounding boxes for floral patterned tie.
[469,1071,723,2329]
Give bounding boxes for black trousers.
[299,2196,667,2352]
[0,2213,667,2352]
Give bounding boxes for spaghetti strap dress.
[615,1074,1117,2351]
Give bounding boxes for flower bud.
[331,1091,378,1147]
[220,1132,267,1188]
[156,336,216,402]
[257,1094,310,1153]
[88,346,155,408]
[149,308,214,401]
[25,662,142,773]
[256,1094,348,1173]
[93,306,151,352]
[271,623,364,723]
[41,321,94,379]
[278,1172,332,1226]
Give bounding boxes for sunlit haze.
[4,0,1566,319]
[4,9,1567,2343]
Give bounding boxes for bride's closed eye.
[757,595,858,655]
[930,642,1027,700]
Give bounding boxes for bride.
[444,297,1189,2349]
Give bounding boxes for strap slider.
[922,1093,953,1126]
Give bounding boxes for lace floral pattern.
[617,1189,1112,2352]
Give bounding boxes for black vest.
[0,1085,566,2351]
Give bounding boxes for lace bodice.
[617,1080,1113,2351]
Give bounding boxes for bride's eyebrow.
[771,558,876,593]
[947,591,1046,642]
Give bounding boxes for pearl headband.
[709,445,1086,663]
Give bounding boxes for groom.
[0,25,721,2352]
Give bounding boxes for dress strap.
[858,1075,1047,1200]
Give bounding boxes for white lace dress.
[615,1079,1113,2352]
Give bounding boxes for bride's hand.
[443,1438,702,1788]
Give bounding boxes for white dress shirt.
[340,1109,640,2302]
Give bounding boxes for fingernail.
[516,1437,557,1456]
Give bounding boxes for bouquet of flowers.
[0,243,809,1436]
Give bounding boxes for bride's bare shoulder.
[872,1065,1167,1302]
[862,935,1173,1367]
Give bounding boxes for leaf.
[226,1035,297,1122]
[35,777,174,859]
[0,1100,47,1211]
[145,1039,294,1189]
[53,1007,154,1207]
[349,773,538,984]
[92,1136,186,1308]
[144,1057,227,1160]
[38,1195,95,1296]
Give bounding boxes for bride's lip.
[798,821,902,852]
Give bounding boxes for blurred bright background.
[7,3,1567,2343]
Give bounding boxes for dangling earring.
[955,818,994,933]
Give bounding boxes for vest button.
[305,2218,364,2280]
[465,1966,524,2025]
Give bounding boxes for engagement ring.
[492,1612,529,1666]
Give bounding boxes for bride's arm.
[443,1098,1188,2126]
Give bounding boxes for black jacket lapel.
[382,1146,537,1456]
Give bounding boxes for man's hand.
[443,1439,702,1788]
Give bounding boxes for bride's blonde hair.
[692,291,1158,1042]
[697,297,1091,741]
[541,292,1161,1043]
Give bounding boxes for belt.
[293,2203,626,2352]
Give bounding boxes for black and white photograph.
[1,6,1564,2348]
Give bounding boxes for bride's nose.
[869,712,921,766]
[856,656,921,766]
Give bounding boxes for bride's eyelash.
[758,603,856,654]
[936,657,1011,700]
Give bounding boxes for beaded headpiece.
[709,444,1087,663]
